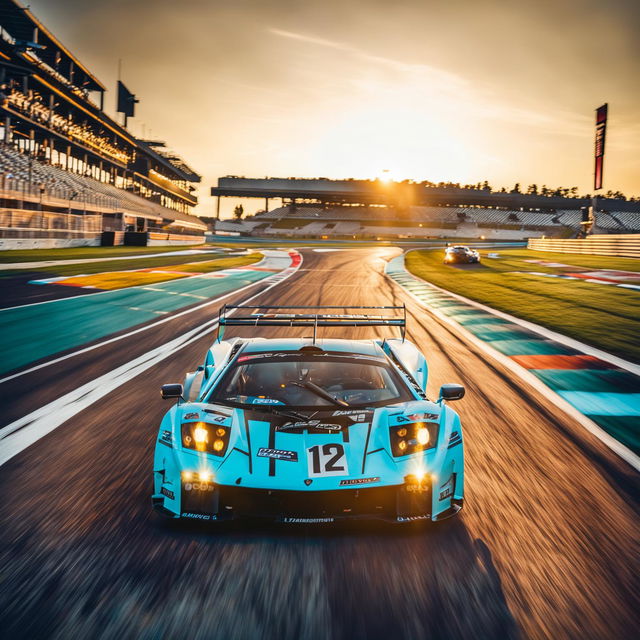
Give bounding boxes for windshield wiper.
[291,380,349,407]
[220,397,308,422]
[258,405,309,422]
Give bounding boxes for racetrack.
[1,247,638,640]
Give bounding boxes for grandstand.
[0,0,206,248]
[212,178,640,240]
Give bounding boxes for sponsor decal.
[257,447,298,462]
[439,475,455,501]
[202,411,229,423]
[160,429,173,443]
[161,486,175,500]
[278,420,342,431]
[181,512,216,520]
[184,412,199,420]
[393,412,439,423]
[339,477,380,486]
[184,482,215,492]
[332,410,371,422]
[304,479,313,486]
[283,517,334,523]
[397,515,430,522]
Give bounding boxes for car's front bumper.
[153,475,462,524]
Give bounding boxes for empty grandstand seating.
[243,203,639,240]
[0,145,203,228]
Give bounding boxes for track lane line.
[0,252,298,385]
[0,252,303,466]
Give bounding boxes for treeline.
[417,180,636,201]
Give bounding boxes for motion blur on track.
[1,247,639,640]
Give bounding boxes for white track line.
[387,258,640,472]
[0,250,266,312]
[0,252,294,385]
[0,252,303,466]
[0,247,231,270]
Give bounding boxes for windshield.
[207,352,414,409]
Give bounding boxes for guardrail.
[528,234,640,258]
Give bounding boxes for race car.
[152,306,465,524]
[444,245,480,264]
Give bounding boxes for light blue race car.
[152,306,465,524]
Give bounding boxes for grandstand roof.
[136,139,201,183]
[0,0,105,92]
[212,177,640,213]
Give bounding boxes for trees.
[233,204,244,220]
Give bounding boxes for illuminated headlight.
[404,473,430,493]
[181,470,215,492]
[181,422,230,456]
[390,422,438,457]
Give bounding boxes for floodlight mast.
[215,305,406,343]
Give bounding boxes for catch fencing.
[528,234,640,258]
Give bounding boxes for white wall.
[0,237,100,250]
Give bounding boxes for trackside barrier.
[527,234,640,258]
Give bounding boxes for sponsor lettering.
[160,429,173,443]
[283,517,335,523]
[181,513,216,520]
[332,410,370,422]
[184,412,199,420]
[438,475,454,501]
[257,447,298,461]
[161,486,175,500]
[396,515,430,522]
[439,487,453,500]
[407,412,439,421]
[315,423,344,431]
[278,420,345,431]
[339,477,380,486]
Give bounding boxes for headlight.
[181,422,230,456]
[389,422,438,457]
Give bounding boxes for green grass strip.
[405,248,640,363]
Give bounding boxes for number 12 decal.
[307,443,348,477]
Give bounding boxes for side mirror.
[161,383,183,400]
[439,383,465,402]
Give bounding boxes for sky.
[28,0,640,217]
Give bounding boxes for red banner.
[594,103,607,191]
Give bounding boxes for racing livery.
[444,245,480,264]
[152,306,465,524]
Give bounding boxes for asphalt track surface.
[1,247,638,640]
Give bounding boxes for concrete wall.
[147,232,205,246]
[528,234,640,258]
[0,236,100,250]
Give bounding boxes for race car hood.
[170,400,453,491]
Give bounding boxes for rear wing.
[216,305,406,342]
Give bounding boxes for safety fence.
[528,234,640,258]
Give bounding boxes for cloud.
[268,28,352,52]
[268,26,591,138]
